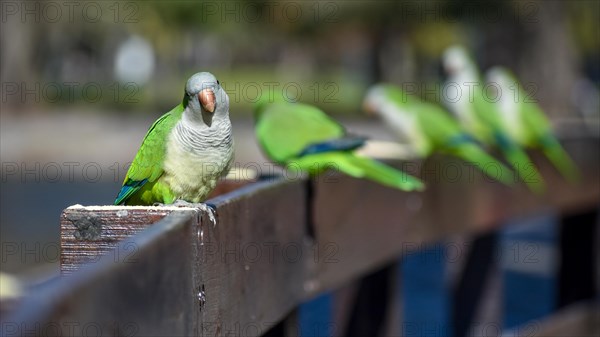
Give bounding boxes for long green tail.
[452,143,514,186]
[492,131,544,193]
[289,152,425,191]
[501,145,545,194]
[540,134,580,183]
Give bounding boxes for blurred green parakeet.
[254,98,424,192]
[485,66,579,182]
[442,45,544,193]
[114,72,234,223]
[364,84,514,185]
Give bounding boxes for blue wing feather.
[447,133,480,147]
[114,179,148,205]
[298,136,367,157]
[493,130,515,151]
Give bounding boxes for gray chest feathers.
[162,120,234,202]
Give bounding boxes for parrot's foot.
[172,200,217,227]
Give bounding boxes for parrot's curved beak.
[443,59,460,76]
[199,89,216,113]
[362,98,377,117]
[362,102,375,116]
[442,61,451,75]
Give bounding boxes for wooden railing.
[3,137,599,336]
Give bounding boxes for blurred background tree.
[1,0,597,116]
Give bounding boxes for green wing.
[465,76,545,192]
[379,84,421,108]
[114,104,184,205]
[415,103,515,185]
[255,102,345,163]
[472,81,505,131]
[414,103,464,145]
[376,84,461,142]
[291,152,425,191]
[520,96,579,181]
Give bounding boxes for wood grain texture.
[194,178,308,336]
[12,210,198,337]
[57,179,307,336]
[61,179,255,275]
[60,206,179,275]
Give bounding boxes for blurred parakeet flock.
[253,99,425,192]
[115,72,233,224]
[485,66,579,182]
[115,49,578,214]
[363,84,513,185]
[442,46,545,193]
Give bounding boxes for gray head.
[486,66,517,107]
[486,66,512,89]
[184,72,229,127]
[363,85,387,116]
[442,45,472,76]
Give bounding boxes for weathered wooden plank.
[61,179,254,274]
[60,206,178,274]
[8,210,198,337]
[194,178,308,336]
[207,178,256,199]
[55,178,308,336]
[309,139,600,294]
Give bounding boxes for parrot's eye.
[217,80,220,85]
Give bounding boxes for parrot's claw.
[172,199,193,207]
[172,200,217,227]
[197,203,217,227]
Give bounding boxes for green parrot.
[364,84,514,185]
[442,45,545,193]
[485,66,579,182]
[114,72,234,224]
[254,98,425,192]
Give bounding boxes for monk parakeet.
[364,84,514,185]
[114,72,234,224]
[485,66,579,181]
[254,99,425,192]
[442,45,544,193]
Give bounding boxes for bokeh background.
[1,0,598,313]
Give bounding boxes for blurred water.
[0,179,120,276]
[501,213,558,329]
[401,244,450,337]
